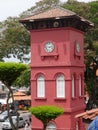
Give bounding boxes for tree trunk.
[6,85,19,130]
[43,123,47,130]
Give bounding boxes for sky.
[0,0,96,22]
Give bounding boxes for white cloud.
[0,0,40,21]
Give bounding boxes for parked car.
[2,116,25,130]
[0,110,20,122]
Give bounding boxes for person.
[87,116,98,130]
[24,120,31,130]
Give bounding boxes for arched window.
[37,75,45,98]
[72,75,75,98]
[46,122,56,130]
[56,75,65,98]
[79,75,82,96]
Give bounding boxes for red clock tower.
[20,7,93,130]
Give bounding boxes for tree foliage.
[61,0,98,107]
[0,17,30,62]
[0,62,27,86]
[20,0,60,18]
[29,105,64,130]
[13,66,30,88]
[0,62,27,130]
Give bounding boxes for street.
[0,111,31,130]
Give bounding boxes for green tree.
[29,105,64,130]
[61,0,98,107]
[14,66,30,89]
[83,1,98,107]
[0,62,27,130]
[20,0,60,18]
[0,17,30,62]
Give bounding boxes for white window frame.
[76,121,79,130]
[37,75,45,98]
[56,75,65,98]
[72,75,75,98]
[79,75,82,96]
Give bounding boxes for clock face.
[76,42,80,52]
[44,42,54,52]
[53,21,59,27]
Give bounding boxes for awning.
[14,95,31,101]
[13,91,26,96]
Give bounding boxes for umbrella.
[87,116,98,130]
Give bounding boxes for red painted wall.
[30,27,85,130]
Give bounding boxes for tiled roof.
[21,7,76,21]
[75,108,98,120]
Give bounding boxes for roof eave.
[19,15,94,28]
[19,15,74,23]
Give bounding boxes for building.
[20,7,93,130]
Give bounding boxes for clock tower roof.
[20,6,94,31]
[20,7,76,21]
